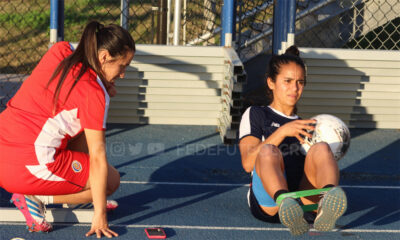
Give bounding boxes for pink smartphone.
[145,228,166,239]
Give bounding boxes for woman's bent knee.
[309,142,331,153]
[106,165,120,196]
[259,144,281,157]
[257,144,282,163]
[307,142,334,163]
[255,144,284,174]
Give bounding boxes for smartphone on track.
[145,227,166,239]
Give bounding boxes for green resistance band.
[275,187,332,212]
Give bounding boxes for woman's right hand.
[278,119,316,143]
[86,211,118,238]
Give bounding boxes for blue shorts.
[252,167,303,207]
[252,169,277,207]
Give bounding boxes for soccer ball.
[300,114,350,161]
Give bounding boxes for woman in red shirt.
[0,20,135,238]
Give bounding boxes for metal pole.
[221,0,234,47]
[183,0,187,44]
[58,0,64,41]
[280,0,288,54]
[237,0,243,53]
[121,0,129,30]
[232,0,237,44]
[151,0,156,43]
[160,0,168,44]
[287,0,296,49]
[157,0,168,44]
[166,0,172,44]
[50,0,58,44]
[156,0,161,44]
[173,0,182,45]
[272,0,283,54]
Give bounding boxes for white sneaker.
[314,186,347,231]
[278,197,310,236]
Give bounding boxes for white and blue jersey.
[239,105,305,207]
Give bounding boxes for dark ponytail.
[47,20,135,114]
[284,45,300,57]
[265,45,306,112]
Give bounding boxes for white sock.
[35,195,53,205]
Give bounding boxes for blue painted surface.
[272,1,281,54]
[50,0,58,30]
[221,0,234,46]
[273,0,297,53]
[281,0,288,45]
[287,0,296,34]
[1,125,399,239]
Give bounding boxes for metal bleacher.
[299,47,400,129]
[107,44,246,143]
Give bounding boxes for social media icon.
[128,143,143,156]
[110,142,125,157]
[147,143,165,155]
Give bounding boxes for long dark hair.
[47,20,136,114]
[265,45,306,113]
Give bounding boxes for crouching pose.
[0,21,135,238]
[239,46,347,236]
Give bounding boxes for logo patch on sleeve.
[72,160,82,173]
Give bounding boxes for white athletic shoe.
[314,186,347,231]
[278,197,310,236]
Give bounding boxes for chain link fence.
[1,0,399,111]
[295,0,400,49]
[0,0,225,111]
[237,0,400,61]
[0,1,49,112]
[62,0,159,44]
[236,0,274,61]
[183,0,223,46]
[0,0,160,112]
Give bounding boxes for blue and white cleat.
[314,186,347,231]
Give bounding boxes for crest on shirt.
[271,122,280,128]
[72,160,82,173]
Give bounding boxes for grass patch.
[0,0,49,74]
[0,0,222,75]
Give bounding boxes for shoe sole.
[279,198,310,236]
[10,194,52,232]
[314,187,347,231]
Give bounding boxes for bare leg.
[52,131,120,204]
[300,142,339,205]
[301,143,347,231]
[255,144,287,216]
[53,164,120,204]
